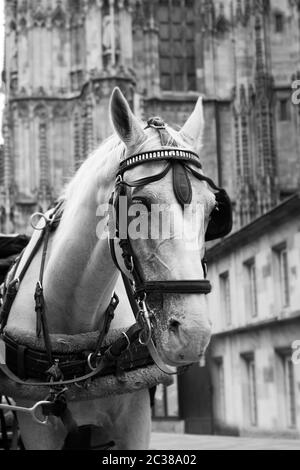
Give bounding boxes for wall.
[207,199,300,436]
[208,206,300,332]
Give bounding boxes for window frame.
[275,347,297,430]
[244,258,258,319]
[274,12,284,34]
[279,98,291,122]
[213,357,226,423]
[273,242,290,309]
[241,352,258,427]
[219,271,232,327]
[158,0,196,92]
[284,356,297,429]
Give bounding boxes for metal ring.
[30,212,49,231]
[31,401,50,425]
[121,332,131,351]
[139,325,152,346]
[87,352,100,372]
[137,303,152,346]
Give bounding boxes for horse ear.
[179,97,205,153]
[110,87,146,150]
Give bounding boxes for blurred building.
[207,194,300,438]
[1,0,300,436]
[2,0,300,233]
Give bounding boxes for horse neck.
[44,156,119,335]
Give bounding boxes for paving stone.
[150,433,300,450]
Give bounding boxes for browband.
[118,148,202,175]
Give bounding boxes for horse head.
[109,88,232,367]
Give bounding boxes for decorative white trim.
[119,148,202,174]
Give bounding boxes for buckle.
[146,116,166,130]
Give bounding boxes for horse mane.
[62,134,124,203]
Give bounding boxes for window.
[275,13,284,33]
[279,246,290,307]
[248,358,258,426]
[242,353,258,427]
[276,348,297,429]
[70,22,84,91]
[284,356,297,428]
[219,271,231,327]
[158,0,196,91]
[273,243,290,308]
[244,258,258,319]
[279,99,290,122]
[214,358,226,422]
[153,375,179,419]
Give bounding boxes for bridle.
[109,150,213,296]
[108,117,230,373]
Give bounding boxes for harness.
[0,116,233,447]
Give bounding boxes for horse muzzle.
[154,316,212,366]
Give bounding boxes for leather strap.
[121,274,177,376]
[118,150,202,175]
[0,323,144,387]
[145,117,178,148]
[90,293,119,362]
[135,280,212,296]
[0,203,63,335]
[110,176,212,298]
[0,280,20,334]
[146,339,177,375]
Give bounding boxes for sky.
[0,0,4,145]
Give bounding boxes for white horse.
[1,88,214,450]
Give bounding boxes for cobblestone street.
[150,433,300,450]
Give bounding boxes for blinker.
[172,163,192,207]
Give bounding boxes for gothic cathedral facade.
[2,0,300,234]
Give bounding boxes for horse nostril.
[169,319,181,334]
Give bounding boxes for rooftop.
[206,193,300,262]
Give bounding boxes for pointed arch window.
[158,0,196,92]
[274,12,284,33]
[70,16,84,91]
